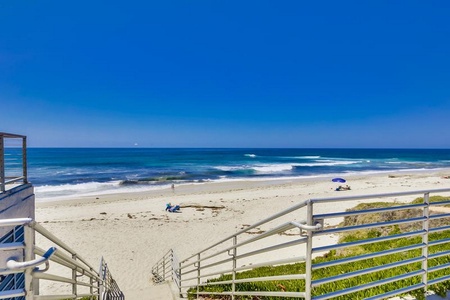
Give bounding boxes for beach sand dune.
[35,170,450,298]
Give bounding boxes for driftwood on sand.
[179,204,225,210]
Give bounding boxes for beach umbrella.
[332,178,346,183]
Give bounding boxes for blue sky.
[1,1,450,148]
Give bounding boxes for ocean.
[4,148,450,201]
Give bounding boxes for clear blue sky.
[1,1,449,148]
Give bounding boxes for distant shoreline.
[35,166,450,204]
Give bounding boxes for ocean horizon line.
[18,146,450,150]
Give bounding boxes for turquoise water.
[4,148,450,200]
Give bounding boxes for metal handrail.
[180,200,310,263]
[0,218,125,299]
[6,247,57,272]
[0,289,26,299]
[153,188,450,299]
[309,188,450,203]
[0,217,32,227]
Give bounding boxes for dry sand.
[34,170,450,298]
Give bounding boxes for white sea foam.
[216,160,357,172]
[35,181,120,196]
[215,164,293,173]
[214,165,250,171]
[253,164,293,173]
[244,154,257,158]
[295,160,360,167]
[387,161,432,166]
[34,180,167,202]
[279,156,321,160]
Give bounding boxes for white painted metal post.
[24,224,35,300]
[0,136,4,192]
[72,254,78,297]
[232,236,237,300]
[422,192,430,295]
[156,261,160,281]
[305,200,314,300]
[196,253,201,299]
[170,250,174,282]
[89,267,94,298]
[99,258,105,299]
[163,256,166,281]
[179,261,182,297]
[22,136,28,184]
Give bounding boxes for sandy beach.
[34,170,450,298]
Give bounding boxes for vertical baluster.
[179,260,182,297]
[163,255,166,281]
[305,200,313,300]
[22,136,27,184]
[157,261,160,282]
[89,267,94,300]
[24,224,34,300]
[72,254,78,297]
[0,136,4,192]
[170,250,174,282]
[197,253,201,299]
[422,192,430,296]
[232,236,237,300]
[99,258,105,300]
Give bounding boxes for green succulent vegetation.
[188,196,450,300]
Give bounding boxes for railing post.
[196,253,201,299]
[170,250,174,282]
[232,236,237,300]
[22,136,28,184]
[305,200,314,300]
[422,192,430,295]
[89,267,94,299]
[0,136,4,192]
[24,224,35,300]
[99,258,105,300]
[179,260,182,297]
[72,254,78,297]
[163,256,166,281]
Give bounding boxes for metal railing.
[0,218,125,300]
[0,132,27,192]
[153,188,450,299]
[152,249,180,286]
[99,257,125,300]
